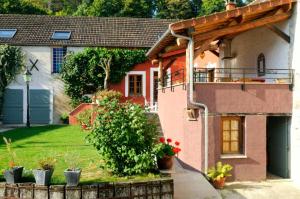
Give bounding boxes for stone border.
[0,178,173,199]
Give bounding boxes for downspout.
[169,27,209,173]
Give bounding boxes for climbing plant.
[60,47,147,107]
[0,45,24,118]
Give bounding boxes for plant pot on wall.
[33,169,54,186]
[157,155,174,170]
[64,169,81,186]
[4,166,23,184]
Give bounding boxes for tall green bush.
[86,96,157,175]
[0,45,24,117]
[60,47,146,107]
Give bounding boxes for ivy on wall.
[60,47,147,107]
[0,45,24,119]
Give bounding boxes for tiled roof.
[0,14,174,48]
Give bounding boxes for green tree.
[0,0,48,15]
[0,45,24,117]
[85,0,124,17]
[120,0,154,18]
[60,48,147,107]
[200,0,247,16]
[155,0,194,19]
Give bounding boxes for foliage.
[76,109,92,126]
[3,137,18,168]
[95,90,122,102]
[86,98,158,175]
[0,0,48,14]
[207,162,233,181]
[154,138,181,159]
[199,0,246,16]
[64,152,81,170]
[0,45,24,117]
[38,156,57,170]
[155,0,195,19]
[60,47,146,107]
[60,112,69,124]
[74,0,154,18]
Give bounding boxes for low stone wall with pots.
[0,178,173,199]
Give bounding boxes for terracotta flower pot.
[212,177,226,189]
[157,155,174,170]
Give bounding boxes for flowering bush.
[154,137,181,159]
[86,97,158,175]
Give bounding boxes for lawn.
[0,125,159,184]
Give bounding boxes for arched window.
[257,53,266,76]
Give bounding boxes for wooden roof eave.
[169,0,294,31]
[146,0,295,59]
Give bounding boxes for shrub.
[95,90,122,102]
[77,109,93,126]
[38,157,57,170]
[60,112,69,124]
[86,98,158,175]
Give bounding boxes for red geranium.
[173,147,181,154]
[159,137,165,143]
[167,138,172,143]
[175,141,180,146]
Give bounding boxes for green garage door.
[30,89,50,124]
[2,89,23,124]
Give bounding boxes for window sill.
[220,154,247,159]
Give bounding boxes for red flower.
[159,137,165,143]
[167,138,172,143]
[175,141,180,146]
[173,147,181,154]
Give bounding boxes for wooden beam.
[266,24,290,43]
[209,50,220,57]
[193,12,291,44]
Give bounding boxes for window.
[0,29,17,38]
[257,53,266,76]
[51,31,71,40]
[52,47,67,73]
[129,75,143,96]
[221,117,244,154]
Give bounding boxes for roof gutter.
[169,26,209,173]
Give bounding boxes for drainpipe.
[169,27,209,173]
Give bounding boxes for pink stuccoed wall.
[193,83,292,113]
[158,83,292,180]
[158,86,204,171]
[208,115,267,181]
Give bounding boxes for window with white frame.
[52,47,67,73]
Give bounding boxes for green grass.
[0,125,159,184]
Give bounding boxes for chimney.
[226,0,236,10]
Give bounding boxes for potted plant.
[60,112,69,124]
[76,109,92,130]
[64,152,81,186]
[154,138,181,170]
[2,137,23,184]
[33,156,56,186]
[207,162,233,189]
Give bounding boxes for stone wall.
[0,178,173,199]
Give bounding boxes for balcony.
[161,67,293,114]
